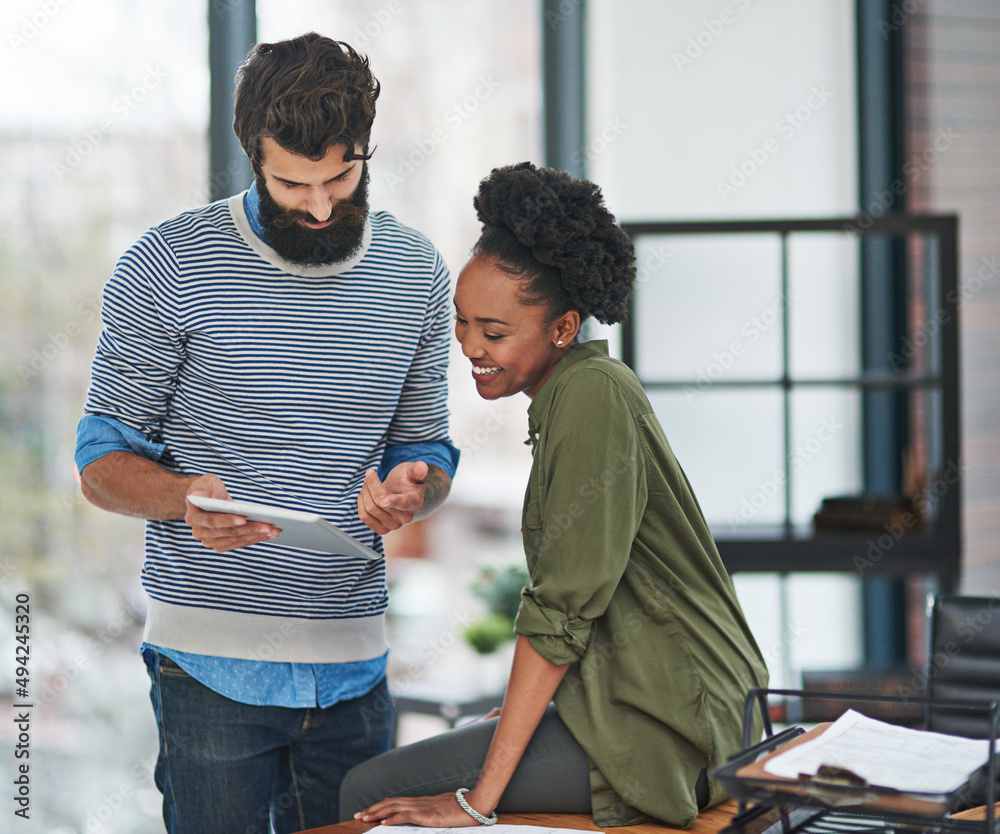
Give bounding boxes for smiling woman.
[454,255,579,400]
[339,163,769,828]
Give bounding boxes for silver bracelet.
[455,788,497,826]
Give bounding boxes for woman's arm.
[356,634,569,826]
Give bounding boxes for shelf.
[716,531,959,582]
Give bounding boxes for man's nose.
[305,189,333,222]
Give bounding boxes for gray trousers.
[338,704,593,821]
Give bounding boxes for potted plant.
[462,564,529,691]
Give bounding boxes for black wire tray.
[710,688,1000,834]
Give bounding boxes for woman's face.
[453,254,578,401]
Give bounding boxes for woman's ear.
[553,310,581,347]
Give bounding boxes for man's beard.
[256,165,370,266]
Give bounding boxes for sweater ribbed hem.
[143,598,388,663]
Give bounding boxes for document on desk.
[365,825,604,834]
[764,709,991,794]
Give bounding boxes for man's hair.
[233,32,380,175]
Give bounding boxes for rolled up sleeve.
[514,369,647,665]
[378,439,460,481]
[514,592,594,664]
[75,414,167,474]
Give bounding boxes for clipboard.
[726,721,954,816]
[187,495,382,560]
[712,688,1000,834]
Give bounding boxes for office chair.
[926,594,1000,738]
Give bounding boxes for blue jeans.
[143,648,393,834]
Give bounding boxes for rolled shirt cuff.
[75,414,165,473]
[513,590,593,665]
[378,439,460,481]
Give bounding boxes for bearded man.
[74,33,458,834]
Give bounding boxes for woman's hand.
[355,791,491,827]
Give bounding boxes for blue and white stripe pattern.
[82,195,454,658]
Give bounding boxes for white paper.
[365,826,602,834]
[764,709,991,794]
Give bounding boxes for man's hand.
[358,461,429,534]
[185,474,279,553]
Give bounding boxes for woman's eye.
[484,333,503,342]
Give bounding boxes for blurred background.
[1,0,998,831]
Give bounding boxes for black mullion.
[782,232,793,537]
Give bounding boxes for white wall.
[586,0,857,219]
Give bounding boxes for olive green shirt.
[513,341,769,828]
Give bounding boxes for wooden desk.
[300,800,740,834]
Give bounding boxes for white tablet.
[187,495,382,560]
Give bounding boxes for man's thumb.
[408,460,429,483]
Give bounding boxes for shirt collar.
[243,180,265,239]
[525,340,610,447]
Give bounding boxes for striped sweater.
[81,193,454,663]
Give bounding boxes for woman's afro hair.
[471,162,636,325]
